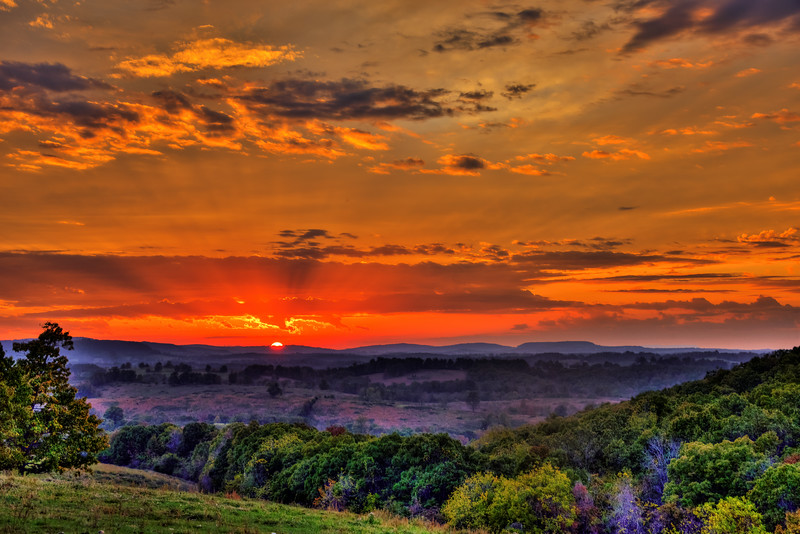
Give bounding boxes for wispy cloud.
[115,38,299,77]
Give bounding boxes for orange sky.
[1,0,800,349]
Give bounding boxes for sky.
[1,0,799,350]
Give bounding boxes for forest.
[79,351,749,405]
[98,345,800,534]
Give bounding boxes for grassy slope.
[0,465,467,534]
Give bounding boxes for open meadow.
[86,380,623,440]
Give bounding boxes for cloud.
[736,67,761,77]
[690,140,753,153]
[0,61,111,92]
[29,14,54,29]
[516,153,575,164]
[582,148,651,160]
[455,90,497,112]
[433,7,548,52]
[571,19,612,40]
[238,78,452,120]
[592,134,631,145]
[509,165,550,176]
[510,250,703,270]
[622,0,800,54]
[368,157,425,174]
[751,108,800,124]
[3,63,430,170]
[617,84,686,98]
[649,58,713,69]
[0,0,16,11]
[501,82,536,99]
[737,227,799,248]
[420,154,492,176]
[115,38,299,77]
[656,126,717,135]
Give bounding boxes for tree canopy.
[0,322,107,472]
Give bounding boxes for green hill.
[0,465,461,534]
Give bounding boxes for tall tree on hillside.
[0,322,107,472]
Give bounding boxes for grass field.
[0,465,474,534]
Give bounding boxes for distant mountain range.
[2,336,771,369]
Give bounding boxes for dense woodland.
[77,351,751,404]
[101,346,800,534]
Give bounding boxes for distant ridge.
[3,337,770,364]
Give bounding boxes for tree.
[0,322,107,472]
[699,497,767,534]
[466,390,480,412]
[443,464,576,534]
[268,381,283,398]
[103,405,125,428]
[610,475,645,534]
[664,437,770,507]
[749,463,800,531]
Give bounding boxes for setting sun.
[270,342,284,348]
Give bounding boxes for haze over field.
[1,0,799,349]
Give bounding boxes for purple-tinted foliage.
[648,502,704,534]
[574,482,602,534]
[642,436,681,504]
[610,479,645,534]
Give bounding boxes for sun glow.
[270,341,284,348]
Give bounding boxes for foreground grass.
[0,467,470,534]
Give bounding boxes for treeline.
[81,352,748,403]
[101,422,479,520]
[87,362,223,387]
[102,347,800,533]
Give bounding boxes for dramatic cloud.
[0,61,111,92]
[238,78,452,120]
[622,0,800,53]
[115,38,299,77]
[1,0,799,348]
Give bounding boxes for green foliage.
[698,496,767,534]
[442,464,576,534]
[107,420,477,515]
[664,437,770,507]
[0,322,107,472]
[749,462,800,531]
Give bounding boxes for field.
[86,380,624,440]
[0,465,471,534]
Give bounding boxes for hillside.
[97,346,800,534]
[0,465,457,534]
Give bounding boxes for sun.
[270,341,284,348]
